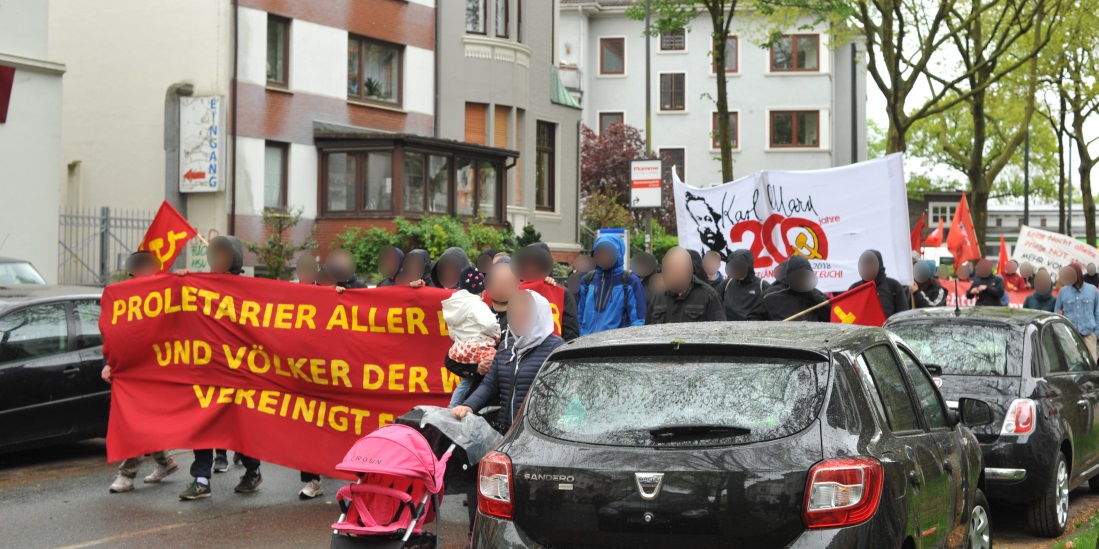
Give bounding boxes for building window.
[465,102,489,145]
[455,158,499,218]
[996,216,1002,227]
[770,111,819,148]
[404,154,450,214]
[771,34,819,72]
[712,36,737,73]
[711,112,738,149]
[496,0,509,38]
[466,0,486,34]
[348,37,402,106]
[264,142,288,209]
[599,38,625,75]
[598,112,624,133]
[660,29,685,51]
[323,151,392,212]
[536,121,556,211]
[660,148,685,185]
[266,15,289,87]
[930,204,956,224]
[659,73,686,111]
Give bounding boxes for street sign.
[179,96,225,193]
[630,159,662,208]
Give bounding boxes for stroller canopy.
[336,424,449,494]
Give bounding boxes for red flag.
[910,212,927,253]
[946,195,982,266]
[996,235,1009,275]
[924,218,945,247]
[138,201,199,272]
[830,281,887,327]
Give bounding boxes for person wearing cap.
[910,261,947,308]
[966,259,1005,307]
[442,267,501,408]
[722,249,770,321]
[103,251,180,494]
[1056,263,1099,359]
[748,256,829,322]
[851,249,909,317]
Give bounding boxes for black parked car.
[472,322,993,548]
[888,307,1099,537]
[0,285,109,453]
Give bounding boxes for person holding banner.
[397,249,433,286]
[293,255,318,285]
[1023,270,1057,313]
[910,262,947,309]
[748,256,830,322]
[374,246,404,288]
[323,249,367,289]
[851,250,909,317]
[966,259,1006,307]
[430,247,471,290]
[647,248,724,325]
[1055,263,1099,359]
[577,235,646,335]
[515,244,580,341]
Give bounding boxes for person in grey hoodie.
[722,249,770,321]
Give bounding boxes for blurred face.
[477,254,494,274]
[957,266,971,280]
[772,264,786,282]
[857,252,879,282]
[1035,271,1053,294]
[631,257,656,279]
[208,245,233,274]
[1020,263,1035,278]
[566,272,581,295]
[315,268,337,287]
[400,256,425,285]
[913,264,930,284]
[1089,264,1097,276]
[127,255,160,278]
[1006,260,1019,275]
[702,253,721,277]
[486,263,520,303]
[975,260,993,278]
[662,249,694,295]
[507,292,535,337]
[594,243,617,270]
[936,265,951,280]
[296,262,318,285]
[730,261,749,281]
[437,259,461,289]
[573,255,594,273]
[649,273,666,296]
[324,251,356,281]
[1060,266,1078,287]
[379,249,401,279]
[786,268,817,293]
[517,257,544,283]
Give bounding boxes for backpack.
[582,269,634,327]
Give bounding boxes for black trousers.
[190,449,259,478]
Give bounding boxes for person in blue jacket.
[577,234,646,335]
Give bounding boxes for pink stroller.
[330,424,455,549]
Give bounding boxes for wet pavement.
[0,440,470,549]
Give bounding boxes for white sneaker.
[143,459,180,483]
[109,475,134,493]
[299,479,323,499]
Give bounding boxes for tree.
[244,208,316,280]
[580,123,675,231]
[516,224,543,248]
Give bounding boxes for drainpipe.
[164,82,193,271]
[229,0,240,235]
[433,1,440,137]
[851,43,857,163]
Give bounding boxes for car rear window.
[525,356,828,447]
[889,322,1018,376]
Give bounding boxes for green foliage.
[867,119,887,160]
[650,224,680,261]
[332,216,517,278]
[583,192,636,232]
[244,208,317,280]
[516,224,542,249]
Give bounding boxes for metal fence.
[58,206,155,286]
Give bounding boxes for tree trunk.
[1081,161,1097,246]
[711,9,734,182]
[968,84,989,250]
[1057,95,1067,233]
[885,120,907,154]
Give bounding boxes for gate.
[58,206,155,286]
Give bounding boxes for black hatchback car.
[0,285,109,453]
[472,323,993,548]
[888,307,1099,537]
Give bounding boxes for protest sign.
[100,275,456,478]
[673,154,912,292]
[942,279,1032,308]
[1012,225,1099,274]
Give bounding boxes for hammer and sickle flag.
[829,280,887,327]
[139,201,199,272]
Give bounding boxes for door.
[1050,321,1099,474]
[0,302,83,447]
[1040,323,1093,475]
[72,299,110,436]
[858,345,953,547]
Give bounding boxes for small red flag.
[924,218,945,247]
[911,212,927,253]
[946,195,982,266]
[138,201,198,272]
[830,281,887,327]
[996,234,1009,275]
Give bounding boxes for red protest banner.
[943,280,1035,308]
[100,275,455,478]
[830,281,887,326]
[139,201,199,272]
[521,281,565,336]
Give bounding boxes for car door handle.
[63,366,79,377]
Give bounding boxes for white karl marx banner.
[672,153,913,292]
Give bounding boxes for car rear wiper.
[923,363,944,375]
[648,424,751,440]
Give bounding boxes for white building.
[559,1,867,187]
[0,0,65,282]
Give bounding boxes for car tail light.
[803,456,883,529]
[478,451,513,520]
[1001,399,1035,435]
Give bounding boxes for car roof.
[558,321,890,357]
[0,257,32,263]
[0,285,103,312]
[888,306,1056,327]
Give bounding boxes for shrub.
[516,224,542,249]
[582,192,635,232]
[244,208,317,280]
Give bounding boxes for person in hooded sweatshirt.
[647,247,724,325]
[686,249,708,282]
[177,236,264,500]
[723,249,770,321]
[1085,263,1099,287]
[477,248,499,274]
[966,259,1006,306]
[515,244,580,341]
[748,256,829,322]
[397,249,433,286]
[1056,263,1099,359]
[910,261,947,308]
[323,249,367,289]
[763,260,789,296]
[850,249,909,317]
[375,246,404,287]
[577,235,646,335]
[430,247,470,290]
[630,251,660,306]
[1023,269,1057,313]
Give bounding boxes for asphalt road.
[0,440,471,549]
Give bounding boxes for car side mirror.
[958,398,993,427]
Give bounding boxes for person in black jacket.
[967,258,1006,306]
[723,249,770,321]
[910,261,947,308]
[748,256,830,322]
[763,260,789,296]
[430,247,470,289]
[323,249,367,289]
[375,246,404,287]
[397,249,432,286]
[630,251,660,305]
[850,249,909,317]
[647,247,725,325]
[514,244,580,341]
